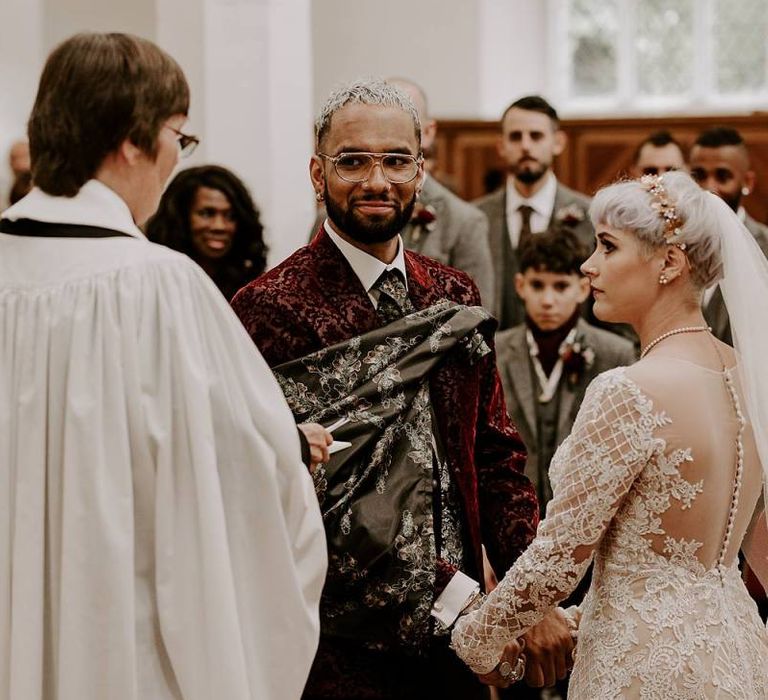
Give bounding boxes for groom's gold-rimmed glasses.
[318,151,422,184]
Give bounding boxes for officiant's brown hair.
[28,32,190,197]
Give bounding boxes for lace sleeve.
[451,370,654,673]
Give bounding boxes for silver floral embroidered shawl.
[274,300,492,652]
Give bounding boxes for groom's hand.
[520,608,574,687]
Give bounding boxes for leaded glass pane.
[714,0,768,94]
[569,0,619,96]
[636,0,694,96]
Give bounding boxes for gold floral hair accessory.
[640,174,687,250]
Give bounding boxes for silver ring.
[498,655,525,682]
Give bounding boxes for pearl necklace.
[640,325,712,359]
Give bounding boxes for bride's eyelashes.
[597,237,616,254]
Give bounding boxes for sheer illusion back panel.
[624,357,762,570]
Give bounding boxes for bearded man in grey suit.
[690,126,768,344]
[475,96,593,331]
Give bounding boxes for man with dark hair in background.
[689,126,768,343]
[630,130,687,177]
[475,96,593,331]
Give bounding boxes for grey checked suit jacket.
[495,318,636,505]
[401,175,494,309]
[475,182,593,331]
[309,176,494,310]
[704,213,768,344]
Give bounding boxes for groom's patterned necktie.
[374,269,414,323]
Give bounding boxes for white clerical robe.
[0,181,326,700]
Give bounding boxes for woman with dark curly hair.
[147,164,268,299]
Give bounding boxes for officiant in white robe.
[0,32,326,700]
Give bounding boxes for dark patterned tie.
[374,269,414,323]
[518,204,534,251]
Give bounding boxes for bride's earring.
[659,273,669,285]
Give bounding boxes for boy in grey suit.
[496,228,636,518]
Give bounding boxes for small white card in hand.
[325,417,351,455]
[326,417,350,433]
[328,440,352,455]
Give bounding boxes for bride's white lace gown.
[452,358,768,698]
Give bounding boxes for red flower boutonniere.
[410,202,437,242]
[560,337,595,386]
[555,203,586,227]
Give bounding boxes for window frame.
[548,0,768,115]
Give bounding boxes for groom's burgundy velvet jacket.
[231,228,538,586]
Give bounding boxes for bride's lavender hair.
[589,171,723,289]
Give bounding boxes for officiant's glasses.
[166,125,200,158]
[319,152,422,184]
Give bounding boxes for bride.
[451,171,768,698]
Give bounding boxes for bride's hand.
[476,639,526,688]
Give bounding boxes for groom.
[232,78,573,698]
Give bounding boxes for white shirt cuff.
[430,571,480,628]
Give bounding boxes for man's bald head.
[386,78,436,153]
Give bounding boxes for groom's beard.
[325,188,417,245]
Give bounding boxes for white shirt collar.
[323,219,408,293]
[737,205,747,224]
[2,180,145,239]
[505,170,557,220]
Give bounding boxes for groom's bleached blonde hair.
[314,77,421,151]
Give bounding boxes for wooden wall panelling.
[434,113,768,222]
